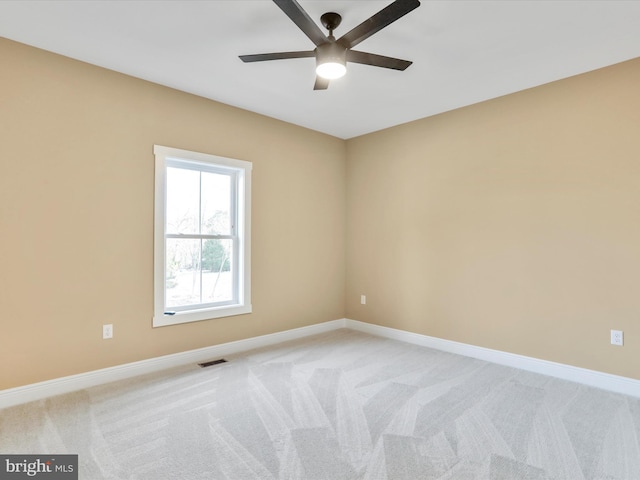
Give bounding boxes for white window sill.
[153,304,252,327]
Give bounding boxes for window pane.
[166,167,200,234]
[201,171,231,235]
[202,239,234,304]
[166,238,202,309]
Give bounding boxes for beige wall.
[0,38,346,389]
[2,35,639,391]
[346,58,640,380]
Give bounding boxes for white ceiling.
[1,1,640,139]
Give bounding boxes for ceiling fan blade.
[273,0,328,47]
[314,76,330,90]
[239,51,315,63]
[347,50,412,70]
[337,0,420,49]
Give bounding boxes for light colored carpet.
[2,328,640,479]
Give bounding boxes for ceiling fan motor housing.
[316,41,346,64]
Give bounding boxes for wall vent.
[198,358,228,368]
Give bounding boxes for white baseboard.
[345,319,640,398]
[3,317,639,409]
[0,318,347,410]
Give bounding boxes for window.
[154,145,251,327]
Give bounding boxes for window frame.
[153,145,252,327]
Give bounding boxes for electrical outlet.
[103,324,113,340]
[361,295,366,305]
[611,329,623,346]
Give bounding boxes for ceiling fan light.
[316,61,346,79]
[315,41,347,80]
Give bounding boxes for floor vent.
[198,358,228,368]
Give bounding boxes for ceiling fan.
[240,0,421,90]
